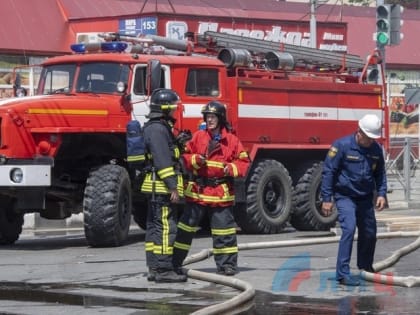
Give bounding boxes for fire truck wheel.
[290,162,337,231]
[0,197,24,245]
[236,159,293,234]
[83,164,132,247]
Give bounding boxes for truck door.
[130,63,171,124]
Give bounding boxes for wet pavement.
[0,187,419,314]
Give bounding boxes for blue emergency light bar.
[70,42,128,54]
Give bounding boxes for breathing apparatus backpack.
[126,120,146,184]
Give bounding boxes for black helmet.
[201,101,227,126]
[148,88,180,119]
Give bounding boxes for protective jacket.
[321,133,387,202]
[140,119,183,196]
[182,127,250,206]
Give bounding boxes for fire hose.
[182,231,420,315]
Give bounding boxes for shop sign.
[119,17,157,36]
[164,20,348,52]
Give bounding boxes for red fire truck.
[0,31,387,246]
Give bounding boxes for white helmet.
[358,114,382,139]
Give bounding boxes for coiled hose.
[183,231,420,315]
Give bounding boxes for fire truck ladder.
[99,31,367,73]
[200,31,365,71]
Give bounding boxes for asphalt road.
[1,210,420,315]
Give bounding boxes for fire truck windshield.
[38,62,129,95]
[38,64,76,95]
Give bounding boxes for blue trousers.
[335,195,377,280]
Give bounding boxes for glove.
[193,154,207,168]
[175,129,192,146]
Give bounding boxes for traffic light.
[390,4,404,45]
[376,4,391,46]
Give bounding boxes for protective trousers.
[145,194,178,271]
[335,195,377,280]
[145,203,156,270]
[173,203,238,271]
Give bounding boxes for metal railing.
[386,137,420,202]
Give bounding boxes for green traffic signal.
[376,32,389,45]
[376,4,391,46]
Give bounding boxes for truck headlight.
[0,155,6,165]
[10,168,23,183]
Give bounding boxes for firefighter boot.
[147,268,157,281]
[174,266,187,276]
[217,265,237,276]
[155,269,187,283]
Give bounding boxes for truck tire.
[83,164,132,247]
[235,160,293,234]
[0,198,24,245]
[290,162,337,231]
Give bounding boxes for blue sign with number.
[119,17,157,36]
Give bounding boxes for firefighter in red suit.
[173,101,250,276]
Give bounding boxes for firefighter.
[173,101,250,276]
[321,114,387,286]
[140,88,187,283]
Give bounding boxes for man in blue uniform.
[321,114,387,286]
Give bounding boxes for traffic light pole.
[376,0,388,147]
[376,0,386,76]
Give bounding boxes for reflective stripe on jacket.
[140,119,184,196]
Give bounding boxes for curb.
[22,201,418,231]
[388,201,420,211]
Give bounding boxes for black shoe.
[360,266,375,273]
[217,266,237,276]
[155,270,187,283]
[338,276,360,286]
[174,267,186,276]
[147,268,157,282]
[224,266,236,276]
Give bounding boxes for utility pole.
[310,0,317,48]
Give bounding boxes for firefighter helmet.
[148,88,179,119]
[201,101,227,126]
[358,114,381,139]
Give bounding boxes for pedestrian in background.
[140,88,187,283]
[321,114,387,286]
[173,101,250,276]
